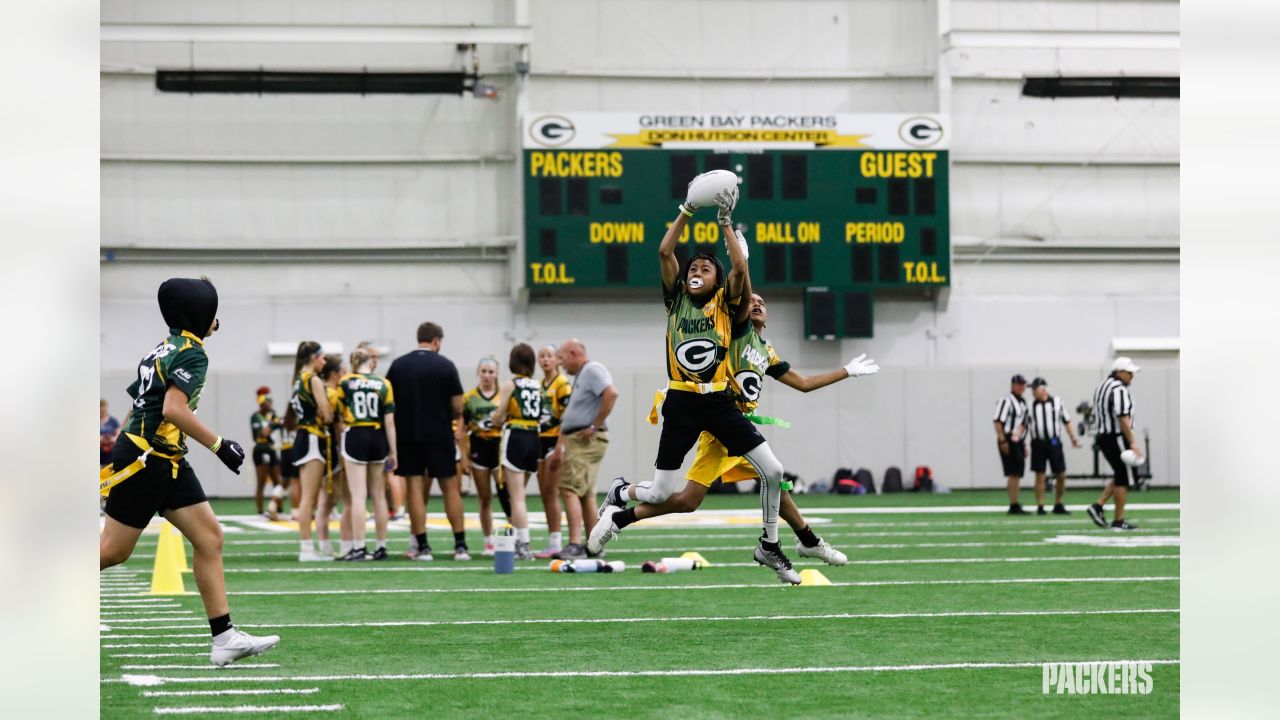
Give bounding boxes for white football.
[685,169,740,208]
[1120,449,1143,467]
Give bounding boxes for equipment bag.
[882,466,904,493]
[913,466,935,492]
[855,467,876,494]
[832,467,857,494]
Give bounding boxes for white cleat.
[754,542,802,585]
[796,539,848,566]
[588,505,622,555]
[210,628,280,667]
[298,549,329,562]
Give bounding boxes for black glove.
[214,438,246,474]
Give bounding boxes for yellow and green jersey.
[290,369,326,436]
[123,330,209,457]
[335,372,395,429]
[726,323,791,413]
[250,410,279,450]
[664,283,735,386]
[506,375,543,430]
[539,372,573,437]
[462,386,501,439]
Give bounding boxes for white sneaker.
[482,542,496,557]
[796,539,848,566]
[298,549,329,562]
[211,628,280,667]
[588,506,622,555]
[413,549,435,562]
[453,547,472,561]
[754,542,802,585]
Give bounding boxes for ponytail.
[284,340,321,431]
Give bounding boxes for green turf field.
[100,489,1179,718]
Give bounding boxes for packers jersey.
[123,330,209,457]
[664,282,735,385]
[539,373,573,437]
[289,370,326,436]
[726,323,791,413]
[463,386,501,439]
[336,372,395,429]
[250,410,279,450]
[506,375,543,430]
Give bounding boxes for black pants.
[1097,434,1138,488]
[999,441,1026,478]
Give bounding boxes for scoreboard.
[523,113,949,293]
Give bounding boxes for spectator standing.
[547,339,618,558]
[100,399,121,467]
[993,374,1031,515]
[1027,377,1081,515]
[385,322,468,561]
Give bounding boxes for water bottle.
[494,525,515,574]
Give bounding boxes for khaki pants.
[559,431,608,497]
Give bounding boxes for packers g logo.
[735,370,763,402]
[675,338,719,374]
[529,115,576,147]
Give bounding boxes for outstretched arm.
[659,213,689,294]
[726,225,751,322]
[776,353,880,393]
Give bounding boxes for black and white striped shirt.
[1030,397,1071,441]
[993,393,1028,438]
[1093,374,1134,435]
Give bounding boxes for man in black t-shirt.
[385,322,467,561]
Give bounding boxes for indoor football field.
[100,489,1180,718]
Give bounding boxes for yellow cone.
[680,552,712,568]
[798,569,832,586]
[149,521,186,595]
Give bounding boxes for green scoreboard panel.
[523,148,949,293]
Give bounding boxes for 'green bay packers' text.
[529,151,623,178]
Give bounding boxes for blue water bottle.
[494,524,515,574]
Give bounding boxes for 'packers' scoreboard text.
[522,113,949,291]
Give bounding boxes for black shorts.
[279,446,299,479]
[540,435,558,459]
[502,427,542,474]
[397,437,457,478]
[1030,439,1066,474]
[999,441,1026,478]
[292,431,328,467]
[252,445,279,467]
[655,389,765,471]
[469,435,500,470]
[343,426,389,464]
[1097,434,1138,488]
[104,439,207,529]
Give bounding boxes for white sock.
[376,539,387,550]
[484,535,494,546]
[299,540,310,552]
[548,531,562,549]
[340,540,353,554]
[516,527,530,543]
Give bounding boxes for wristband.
[210,436,223,452]
[678,204,695,217]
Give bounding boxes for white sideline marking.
[101,611,194,617]
[153,704,342,714]
[144,688,321,697]
[111,653,205,658]
[101,600,181,606]
[120,658,1180,686]
[104,618,207,624]
[104,643,208,648]
[122,664,279,670]
[1046,534,1181,548]
[104,634,209,640]
[212,554,1177,575]
[230,607,1178,632]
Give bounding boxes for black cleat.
[1036,506,1047,516]
[1110,520,1138,531]
[754,541,801,585]
[1052,503,1070,515]
[371,547,389,561]
[600,477,630,517]
[1086,503,1107,528]
[1007,504,1030,515]
[553,543,588,560]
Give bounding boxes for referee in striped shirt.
[993,374,1031,515]
[1085,357,1144,531]
[1028,377,1081,515]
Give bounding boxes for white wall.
[100,0,1179,494]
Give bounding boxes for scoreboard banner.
[522,112,950,294]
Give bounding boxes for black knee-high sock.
[414,532,428,550]
[613,507,638,530]
[496,483,513,520]
[209,613,232,638]
[795,524,820,548]
[454,531,467,548]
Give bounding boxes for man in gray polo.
[547,339,618,558]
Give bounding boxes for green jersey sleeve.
[165,345,208,399]
[382,379,396,415]
[764,342,790,379]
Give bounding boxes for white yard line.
[227,607,1178,632]
[121,664,279,671]
[104,618,207,624]
[111,653,205,658]
[104,643,209,648]
[153,704,342,715]
[119,658,1180,686]
[144,688,320,698]
[103,634,209,640]
[101,611,196,617]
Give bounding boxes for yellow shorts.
[687,432,759,487]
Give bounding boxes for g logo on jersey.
[735,370,763,403]
[675,338,719,374]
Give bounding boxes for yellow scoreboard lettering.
[530,262,576,285]
[756,222,821,243]
[845,222,905,243]
[665,221,719,244]
[589,222,644,244]
[529,151,624,178]
[903,261,946,284]
[858,152,937,179]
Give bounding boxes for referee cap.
[1011,374,1027,384]
[1110,357,1141,374]
[1030,377,1048,388]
